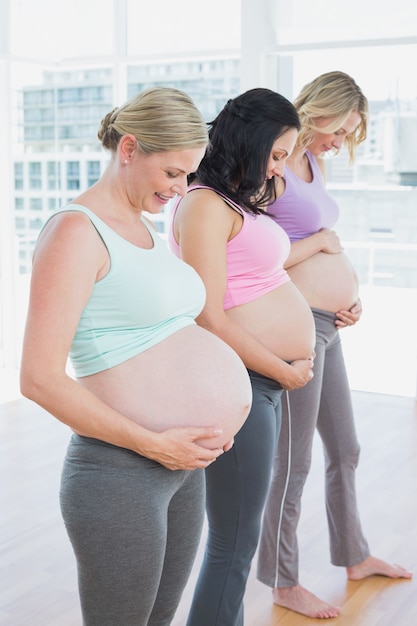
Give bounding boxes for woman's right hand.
[143,426,226,471]
[317,228,344,254]
[279,357,314,390]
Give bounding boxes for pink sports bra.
[169,185,291,310]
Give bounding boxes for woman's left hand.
[335,297,363,329]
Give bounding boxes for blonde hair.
[98,86,208,154]
[295,71,368,162]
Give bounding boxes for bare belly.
[79,325,252,449]
[225,281,316,362]
[288,252,359,312]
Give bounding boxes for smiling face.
[307,110,362,157]
[128,146,206,213]
[265,127,298,180]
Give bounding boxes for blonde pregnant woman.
[257,72,413,620]
[20,87,251,626]
[170,88,315,626]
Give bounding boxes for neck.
[287,144,307,169]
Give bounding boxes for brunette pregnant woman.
[20,87,251,626]
[257,71,413,620]
[170,88,315,626]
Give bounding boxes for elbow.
[196,313,224,337]
[20,365,47,404]
[20,369,37,402]
[196,313,232,346]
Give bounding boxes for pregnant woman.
[20,87,251,626]
[170,88,315,626]
[257,71,413,620]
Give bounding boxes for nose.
[332,137,344,150]
[271,162,285,178]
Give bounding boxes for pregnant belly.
[226,281,316,362]
[80,325,252,449]
[288,251,359,312]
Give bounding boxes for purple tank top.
[267,151,339,242]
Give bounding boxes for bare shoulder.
[39,209,98,243]
[176,188,238,227]
[41,207,88,231]
[34,209,105,265]
[175,188,240,247]
[178,187,230,212]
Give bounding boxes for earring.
[124,160,128,164]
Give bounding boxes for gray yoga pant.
[60,434,205,626]
[257,308,370,588]
[186,370,283,626]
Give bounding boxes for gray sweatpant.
[186,370,283,626]
[257,308,370,588]
[60,434,205,625]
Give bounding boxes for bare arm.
[174,190,313,390]
[20,212,224,470]
[284,228,344,269]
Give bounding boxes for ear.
[119,134,137,164]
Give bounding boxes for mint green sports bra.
[45,205,206,377]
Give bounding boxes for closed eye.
[273,152,287,161]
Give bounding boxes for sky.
[10,0,241,59]
[6,0,417,101]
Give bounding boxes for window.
[29,218,44,230]
[66,161,80,190]
[47,161,61,190]
[2,0,417,400]
[29,198,43,211]
[87,161,101,187]
[29,162,42,189]
[14,162,24,190]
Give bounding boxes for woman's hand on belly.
[315,228,344,254]
[335,297,363,329]
[279,354,315,390]
[143,425,228,470]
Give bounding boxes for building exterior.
[13,58,240,273]
[12,60,417,287]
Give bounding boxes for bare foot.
[272,584,341,619]
[347,555,413,580]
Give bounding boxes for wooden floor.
[1,391,416,626]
